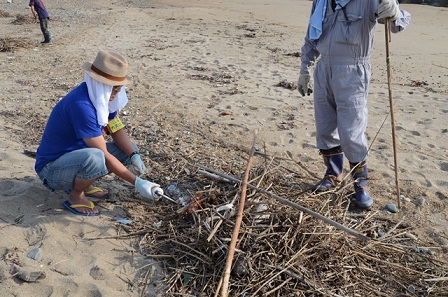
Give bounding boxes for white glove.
[131,153,146,176]
[377,0,399,21]
[135,177,163,200]
[297,73,312,96]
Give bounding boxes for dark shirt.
[29,0,49,19]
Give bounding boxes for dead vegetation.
[0,9,13,18]
[0,37,34,52]
[108,127,448,296]
[11,14,35,25]
[9,105,448,296]
[105,150,447,296]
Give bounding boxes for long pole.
[384,20,401,209]
[220,133,256,297]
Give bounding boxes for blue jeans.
[39,18,51,42]
[37,142,138,191]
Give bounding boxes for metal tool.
[154,189,178,204]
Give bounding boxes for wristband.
[130,151,139,158]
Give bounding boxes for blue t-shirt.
[29,0,49,19]
[35,82,115,173]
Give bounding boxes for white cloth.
[84,73,128,126]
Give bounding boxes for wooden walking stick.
[220,132,256,297]
[384,19,401,209]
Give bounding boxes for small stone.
[14,267,46,282]
[385,203,398,213]
[416,196,425,206]
[90,265,106,280]
[26,248,42,261]
[233,256,249,277]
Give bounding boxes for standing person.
[297,0,411,209]
[35,50,163,216]
[29,0,52,45]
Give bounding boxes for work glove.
[377,0,399,21]
[134,176,164,200]
[130,153,147,176]
[297,73,313,96]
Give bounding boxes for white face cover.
[84,73,128,126]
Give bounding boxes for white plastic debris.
[216,203,234,212]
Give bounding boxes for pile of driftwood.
[0,10,13,18]
[0,13,35,52]
[11,14,35,25]
[117,138,447,297]
[10,103,446,296]
[14,105,446,296]
[0,37,34,52]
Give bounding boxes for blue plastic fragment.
[115,217,133,224]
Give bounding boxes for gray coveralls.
[300,0,410,163]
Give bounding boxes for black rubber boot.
[42,33,52,45]
[350,161,373,209]
[318,146,344,191]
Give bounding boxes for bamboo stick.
[220,132,257,297]
[385,19,401,209]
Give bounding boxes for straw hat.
[83,50,131,86]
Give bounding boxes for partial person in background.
[35,50,163,216]
[297,0,411,209]
[29,0,52,45]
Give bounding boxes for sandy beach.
[0,0,447,296]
